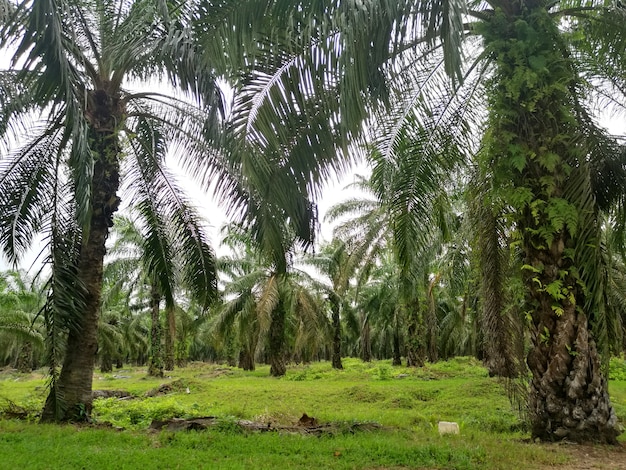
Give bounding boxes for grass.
[0,357,624,469]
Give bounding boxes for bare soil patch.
[540,443,626,469]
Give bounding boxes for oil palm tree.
[212,224,327,375]
[0,270,45,372]
[283,0,626,443]
[302,239,366,369]
[0,0,231,422]
[105,207,216,378]
[327,149,456,366]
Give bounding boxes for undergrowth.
[0,357,623,468]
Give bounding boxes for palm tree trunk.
[361,314,372,362]
[426,283,439,363]
[238,349,256,371]
[148,282,164,378]
[41,103,121,421]
[525,234,618,443]
[269,300,286,377]
[164,305,175,371]
[330,293,343,369]
[405,299,426,367]
[482,6,620,442]
[100,354,113,373]
[15,342,33,373]
[392,313,402,366]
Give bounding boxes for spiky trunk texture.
[42,90,121,421]
[164,306,176,371]
[238,349,256,371]
[525,233,618,443]
[100,354,113,373]
[15,342,33,373]
[482,5,620,442]
[330,293,343,369]
[148,282,164,378]
[405,300,426,367]
[269,300,286,377]
[478,204,520,378]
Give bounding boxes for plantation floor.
[1,357,626,469]
[548,444,626,469]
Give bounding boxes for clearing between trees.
[1,358,626,469]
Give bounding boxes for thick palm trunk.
[330,293,343,369]
[238,349,256,371]
[483,5,620,442]
[15,342,33,373]
[164,305,176,371]
[41,88,121,422]
[269,300,286,377]
[525,232,618,443]
[100,354,113,373]
[42,140,120,421]
[41,228,107,421]
[405,300,426,367]
[148,282,164,378]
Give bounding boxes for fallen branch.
[149,414,383,435]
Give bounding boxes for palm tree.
[0,1,229,422]
[284,0,626,443]
[106,208,216,378]
[211,224,327,375]
[355,251,404,365]
[302,240,366,369]
[327,159,455,366]
[0,270,45,372]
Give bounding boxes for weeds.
[0,358,623,468]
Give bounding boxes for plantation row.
[1,0,626,445]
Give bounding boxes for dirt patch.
[144,379,193,397]
[92,390,133,400]
[540,443,626,469]
[196,368,234,379]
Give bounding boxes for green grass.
[0,357,623,469]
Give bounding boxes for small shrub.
[609,357,626,381]
[373,364,392,380]
[286,368,309,381]
[94,397,193,428]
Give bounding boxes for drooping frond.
[0,130,62,263]
[124,116,218,308]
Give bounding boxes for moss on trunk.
[480,4,620,442]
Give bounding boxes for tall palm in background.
[98,258,146,373]
[0,0,226,422]
[105,213,216,377]
[212,225,326,375]
[326,143,457,366]
[302,240,366,369]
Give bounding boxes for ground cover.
[0,357,625,469]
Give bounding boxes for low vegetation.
[1,358,626,469]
